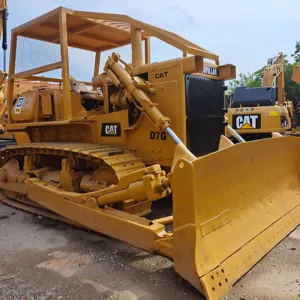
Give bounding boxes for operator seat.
[70,79,103,100]
[70,79,104,111]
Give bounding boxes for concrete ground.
[0,202,299,300]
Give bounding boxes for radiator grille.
[185,75,225,156]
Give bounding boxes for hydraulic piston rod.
[104,53,197,157]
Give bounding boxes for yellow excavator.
[227,53,293,141]
[292,65,300,129]
[0,7,300,300]
[292,64,300,84]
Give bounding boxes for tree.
[228,68,263,94]
[285,62,300,104]
[291,41,300,64]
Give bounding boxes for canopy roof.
[12,6,219,63]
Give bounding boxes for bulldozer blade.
[171,136,300,299]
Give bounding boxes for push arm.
[104,52,192,150]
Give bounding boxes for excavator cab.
[227,53,292,139]
[0,7,300,300]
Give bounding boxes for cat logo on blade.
[232,114,261,130]
[101,123,121,137]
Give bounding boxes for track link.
[0,195,89,229]
[0,142,153,218]
[0,142,145,178]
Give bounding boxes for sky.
[4,0,300,81]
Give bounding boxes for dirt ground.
[0,202,299,300]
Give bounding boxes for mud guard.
[171,136,300,299]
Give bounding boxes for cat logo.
[232,114,261,130]
[155,71,168,79]
[101,123,121,137]
[106,125,118,135]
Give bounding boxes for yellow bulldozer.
[0,1,60,145]
[1,7,300,300]
[227,53,293,141]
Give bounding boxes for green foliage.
[228,68,263,94]
[291,41,300,64]
[228,42,300,106]
[285,62,300,104]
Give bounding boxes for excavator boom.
[262,53,285,104]
[292,65,300,85]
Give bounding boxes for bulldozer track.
[0,139,17,149]
[0,142,145,178]
[1,196,76,225]
[0,196,92,231]
[0,143,149,224]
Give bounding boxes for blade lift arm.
[104,53,244,150]
[104,53,195,153]
[223,112,246,143]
